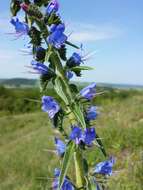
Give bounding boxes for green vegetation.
[0,86,143,189]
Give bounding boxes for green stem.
[74,148,86,189]
[48,49,87,188]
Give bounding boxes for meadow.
[0,86,143,190]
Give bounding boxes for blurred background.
[0,0,143,190]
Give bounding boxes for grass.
[0,90,143,189]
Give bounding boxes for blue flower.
[67,52,82,68]
[80,83,96,100]
[31,60,49,75]
[94,157,115,176]
[47,24,67,49]
[66,71,74,80]
[46,0,59,15]
[83,127,96,146]
[69,126,96,146]
[42,96,60,119]
[10,18,29,36]
[86,106,97,121]
[52,168,74,190]
[69,126,83,144]
[70,52,82,66]
[54,137,66,157]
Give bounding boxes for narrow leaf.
[58,141,75,189]
[54,77,69,105]
[72,104,86,129]
[72,66,94,71]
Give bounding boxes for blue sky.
[0,0,143,84]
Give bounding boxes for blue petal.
[94,157,115,176]
[55,137,66,156]
[80,83,96,100]
[84,127,96,146]
[46,0,59,15]
[31,60,49,75]
[47,24,67,49]
[52,168,75,190]
[41,96,60,119]
[86,106,97,121]
[66,71,74,80]
[69,126,83,144]
[72,52,82,65]
[10,18,29,34]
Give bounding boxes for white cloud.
[67,22,123,43]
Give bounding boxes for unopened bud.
[20,3,29,12]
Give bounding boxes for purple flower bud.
[10,18,29,36]
[20,3,29,12]
[42,96,60,119]
[52,168,75,190]
[54,137,66,157]
[80,83,96,100]
[47,23,67,49]
[31,60,49,75]
[86,106,97,121]
[94,157,115,176]
[46,0,59,15]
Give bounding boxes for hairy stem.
[74,148,86,189]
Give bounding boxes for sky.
[0,0,143,85]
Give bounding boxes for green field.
[0,87,143,190]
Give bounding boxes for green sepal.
[69,84,79,94]
[52,109,64,128]
[33,0,50,6]
[45,13,61,25]
[28,26,42,46]
[58,141,75,190]
[86,176,101,190]
[39,74,50,91]
[27,4,43,19]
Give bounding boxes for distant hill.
[0,78,38,88]
[0,78,143,89]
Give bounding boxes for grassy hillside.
[0,89,143,189]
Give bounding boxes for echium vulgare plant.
[10,0,115,189]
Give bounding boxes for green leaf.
[72,104,86,129]
[58,141,75,189]
[96,133,107,157]
[54,77,69,105]
[71,66,94,71]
